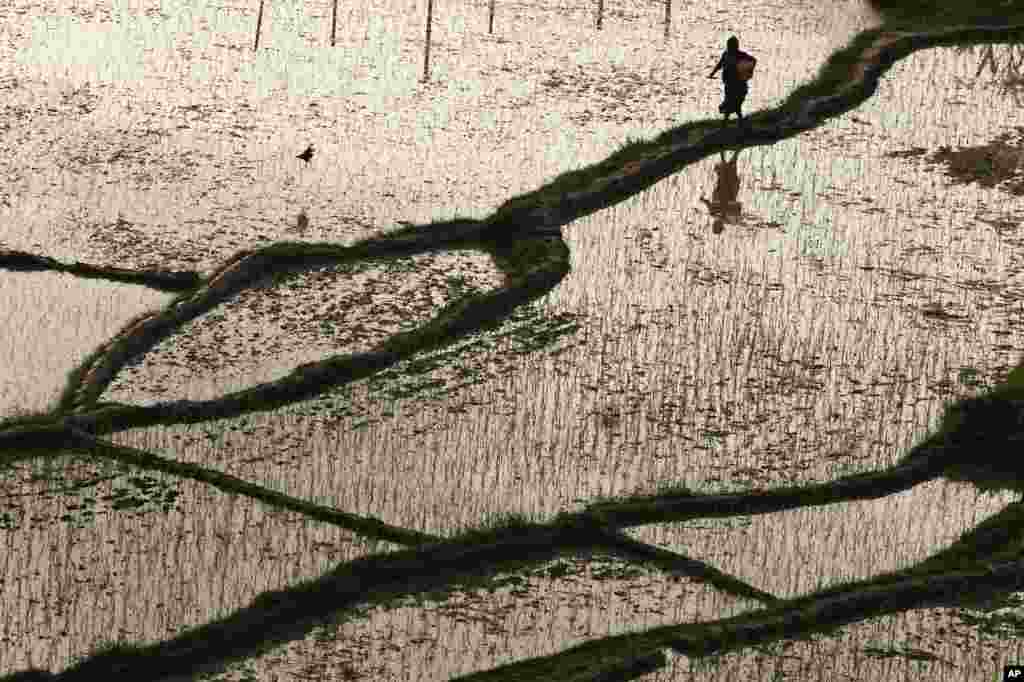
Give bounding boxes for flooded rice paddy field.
[3,0,1024,679]
[0,274,168,415]
[102,249,505,402]
[202,572,1013,682]
[0,0,876,271]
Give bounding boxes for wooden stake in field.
[595,0,604,30]
[422,0,434,82]
[488,0,496,34]
[663,0,671,38]
[254,0,265,50]
[330,0,338,46]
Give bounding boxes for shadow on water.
[5,4,1024,681]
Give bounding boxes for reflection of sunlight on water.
[103,250,505,404]
[633,479,1016,600]
[556,42,1024,559]
[0,273,168,417]
[0,0,878,273]
[9,1,1024,680]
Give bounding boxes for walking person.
[708,36,756,130]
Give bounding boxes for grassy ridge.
[4,5,1024,681]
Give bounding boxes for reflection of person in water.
[700,150,742,234]
[708,36,756,129]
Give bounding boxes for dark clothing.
[720,80,748,115]
[711,49,755,116]
[714,48,755,84]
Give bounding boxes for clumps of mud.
[102,250,505,404]
[887,127,1024,195]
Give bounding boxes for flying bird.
[296,145,314,163]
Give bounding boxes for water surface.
[4,0,1024,680]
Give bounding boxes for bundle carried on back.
[737,57,755,81]
[708,35,757,127]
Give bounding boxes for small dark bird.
[296,145,314,163]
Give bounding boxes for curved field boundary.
[5,21,1024,682]
[44,440,1019,682]
[58,235,569,430]
[58,219,509,413]
[52,23,1024,435]
[481,24,1024,236]
[0,248,199,291]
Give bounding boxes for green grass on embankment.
[868,0,1024,29]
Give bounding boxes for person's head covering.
[727,36,739,51]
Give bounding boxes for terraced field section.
[2,0,1024,680]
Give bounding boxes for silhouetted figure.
[708,36,756,129]
[296,210,309,230]
[296,145,314,163]
[700,150,743,234]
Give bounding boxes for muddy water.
[4,0,1024,680]
[0,0,876,272]
[102,249,505,403]
[180,43,1024,680]
[0,273,168,417]
[89,44,1024,682]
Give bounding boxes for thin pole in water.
[254,0,265,50]
[488,0,495,34]
[595,0,603,30]
[663,0,671,38]
[330,0,338,46]
[422,0,434,82]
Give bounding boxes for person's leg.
[722,83,740,127]
[737,87,750,129]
